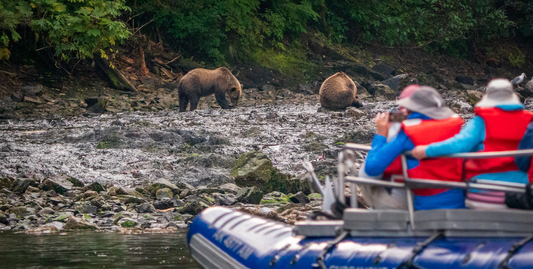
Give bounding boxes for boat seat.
[293,220,343,237]
[343,209,409,231]
[414,209,533,234]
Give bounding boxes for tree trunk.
[93,54,137,92]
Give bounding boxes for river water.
[0,231,199,268]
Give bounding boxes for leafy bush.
[0,0,130,62]
[129,0,318,63]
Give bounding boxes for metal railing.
[341,143,533,230]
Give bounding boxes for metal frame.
[343,143,533,231]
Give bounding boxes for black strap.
[312,231,349,269]
[498,234,533,269]
[526,183,533,209]
[308,211,338,220]
[397,232,443,269]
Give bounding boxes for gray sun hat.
[396,86,455,120]
[476,78,521,107]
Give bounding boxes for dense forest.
[1,0,532,72]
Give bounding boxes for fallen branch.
[0,70,15,76]
[164,55,181,65]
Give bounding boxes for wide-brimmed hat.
[476,78,522,107]
[396,86,455,119]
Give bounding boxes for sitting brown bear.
[178,67,242,112]
[319,72,359,109]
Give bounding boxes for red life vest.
[401,116,465,196]
[383,157,403,181]
[465,107,533,179]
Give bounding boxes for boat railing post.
[337,151,346,207]
[401,154,415,230]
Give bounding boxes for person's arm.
[365,132,414,176]
[516,122,533,172]
[425,116,485,157]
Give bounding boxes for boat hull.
[187,207,533,269]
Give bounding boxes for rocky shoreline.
[2,62,533,234]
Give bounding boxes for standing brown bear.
[319,72,359,109]
[178,67,242,112]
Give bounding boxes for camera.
[388,109,406,122]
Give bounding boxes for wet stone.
[181,201,203,215]
[0,213,7,225]
[138,203,155,213]
[40,176,74,195]
[218,183,241,194]
[289,191,309,204]
[213,193,237,206]
[38,207,55,215]
[0,177,13,190]
[236,187,263,204]
[155,188,173,200]
[86,182,104,193]
[153,198,174,210]
[12,179,37,194]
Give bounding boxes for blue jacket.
[426,104,529,184]
[365,112,465,210]
[516,122,533,172]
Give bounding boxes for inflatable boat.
[187,144,533,269]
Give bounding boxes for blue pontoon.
[188,144,533,269]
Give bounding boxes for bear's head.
[228,83,243,107]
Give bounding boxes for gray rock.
[22,85,43,96]
[63,216,97,230]
[86,182,104,193]
[181,201,204,215]
[236,187,263,204]
[345,107,365,119]
[297,83,319,95]
[153,198,174,210]
[12,178,37,194]
[289,191,309,204]
[214,193,237,206]
[155,188,174,200]
[149,179,180,196]
[40,175,74,194]
[38,207,55,216]
[11,92,23,102]
[381,74,409,92]
[172,195,185,207]
[372,63,396,77]
[371,84,396,101]
[0,177,13,190]
[138,203,155,213]
[79,203,97,214]
[218,183,241,194]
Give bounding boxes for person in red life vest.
[509,121,533,209]
[361,86,465,210]
[359,85,419,210]
[412,79,533,210]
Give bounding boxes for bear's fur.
[319,72,359,109]
[178,67,242,112]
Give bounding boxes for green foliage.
[129,0,319,63]
[326,0,513,50]
[0,0,130,62]
[509,49,526,67]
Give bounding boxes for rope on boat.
[312,230,349,269]
[498,234,533,269]
[397,232,443,269]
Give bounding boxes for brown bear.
[319,72,359,109]
[178,67,242,112]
